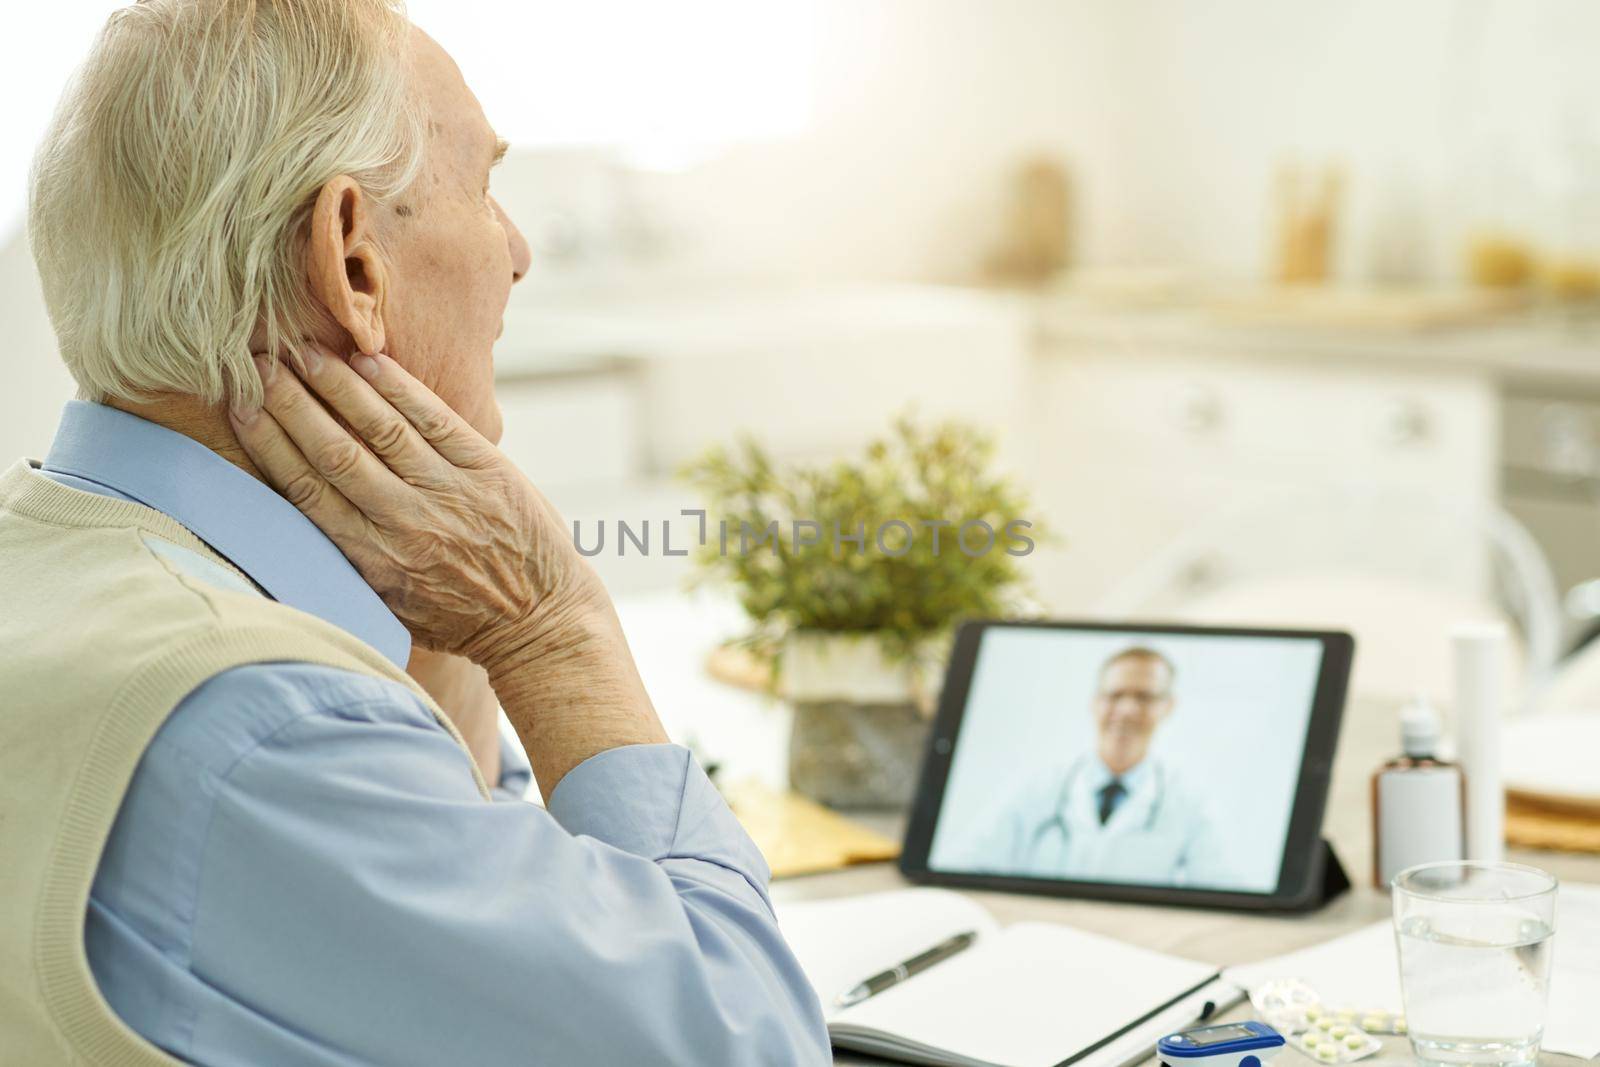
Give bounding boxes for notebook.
[776,889,1228,1067]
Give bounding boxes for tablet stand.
[1303,838,1351,910]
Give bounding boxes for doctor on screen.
[961,646,1229,886]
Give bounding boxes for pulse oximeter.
[1157,1021,1286,1067]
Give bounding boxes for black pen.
[834,931,979,1009]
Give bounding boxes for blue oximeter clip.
[1157,1020,1286,1067]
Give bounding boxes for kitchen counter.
[1033,299,1600,389]
[493,282,1600,390]
[492,283,1028,380]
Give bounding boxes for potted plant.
[682,415,1042,809]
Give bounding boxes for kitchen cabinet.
[491,286,1033,596]
[494,360,642,491]
[1023,340,1499,616]
[497,286,1032,476]
[491,286,1590,647]
[1501,386,1600,647]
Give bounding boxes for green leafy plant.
[680,414,1044,668]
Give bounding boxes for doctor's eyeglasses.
[1094,687,1170,708]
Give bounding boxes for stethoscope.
[1026,756,1168,855]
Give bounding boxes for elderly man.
[0,2,828,1064]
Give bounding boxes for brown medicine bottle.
[1371,699,1465,888]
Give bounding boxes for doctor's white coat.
[946,755,1232,887]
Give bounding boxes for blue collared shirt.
[43,401,828,1066]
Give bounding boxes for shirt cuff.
[547,743,771,886]
[491,716,534,802]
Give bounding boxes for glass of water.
[1393,861,1557,1067]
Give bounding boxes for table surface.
[614,592,1600,1067]
[766,700,1600,1067]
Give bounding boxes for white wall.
[1089,0,1600,284]
[492,0,1130,296]
[504,0,1600,295]
[8,0,1600,462]
[0,229,74,461]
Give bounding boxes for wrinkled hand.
[229,345,588,667]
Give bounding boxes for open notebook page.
[776,888,1001,1014]
[778,891,1220,1067]
[831,922,1217,1067]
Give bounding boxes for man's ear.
[307,176,388,355]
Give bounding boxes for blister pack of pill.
[1313,1005,1406,1036]
[1250,978,1321,1034]
[1290,1017,1383,1063]
[1249,979,1407,1040]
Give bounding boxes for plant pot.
[782,632,940,811]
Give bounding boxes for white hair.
[28,0,422,409]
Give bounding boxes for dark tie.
[1097,778,1126,826]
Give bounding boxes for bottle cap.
[1399,698,1441,758]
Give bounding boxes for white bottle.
[1371,699,1465,887]
[1453,623,1506,863]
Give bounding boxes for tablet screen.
[925,625,1326,894]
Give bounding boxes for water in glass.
[1394,864,1556,1067]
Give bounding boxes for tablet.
[901,620,1354,911]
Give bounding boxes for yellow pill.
[1395,1017,1407,1034]
[1360,1016,1385,1032]
[1306,1006,1324,1021]
[1345,1036,1366,1050]
[1302,1034,1320,1047]
[1317,1018,1337,1031]
[1329,1027,1349,1040]
[1336,1008,1357,1022]
[1317,1047,1339,1062]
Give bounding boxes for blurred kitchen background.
[8,0,1600,715]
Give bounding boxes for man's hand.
[230,346,577,665]
[229,345,667,796]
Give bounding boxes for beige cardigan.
[0,460,486,1065]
